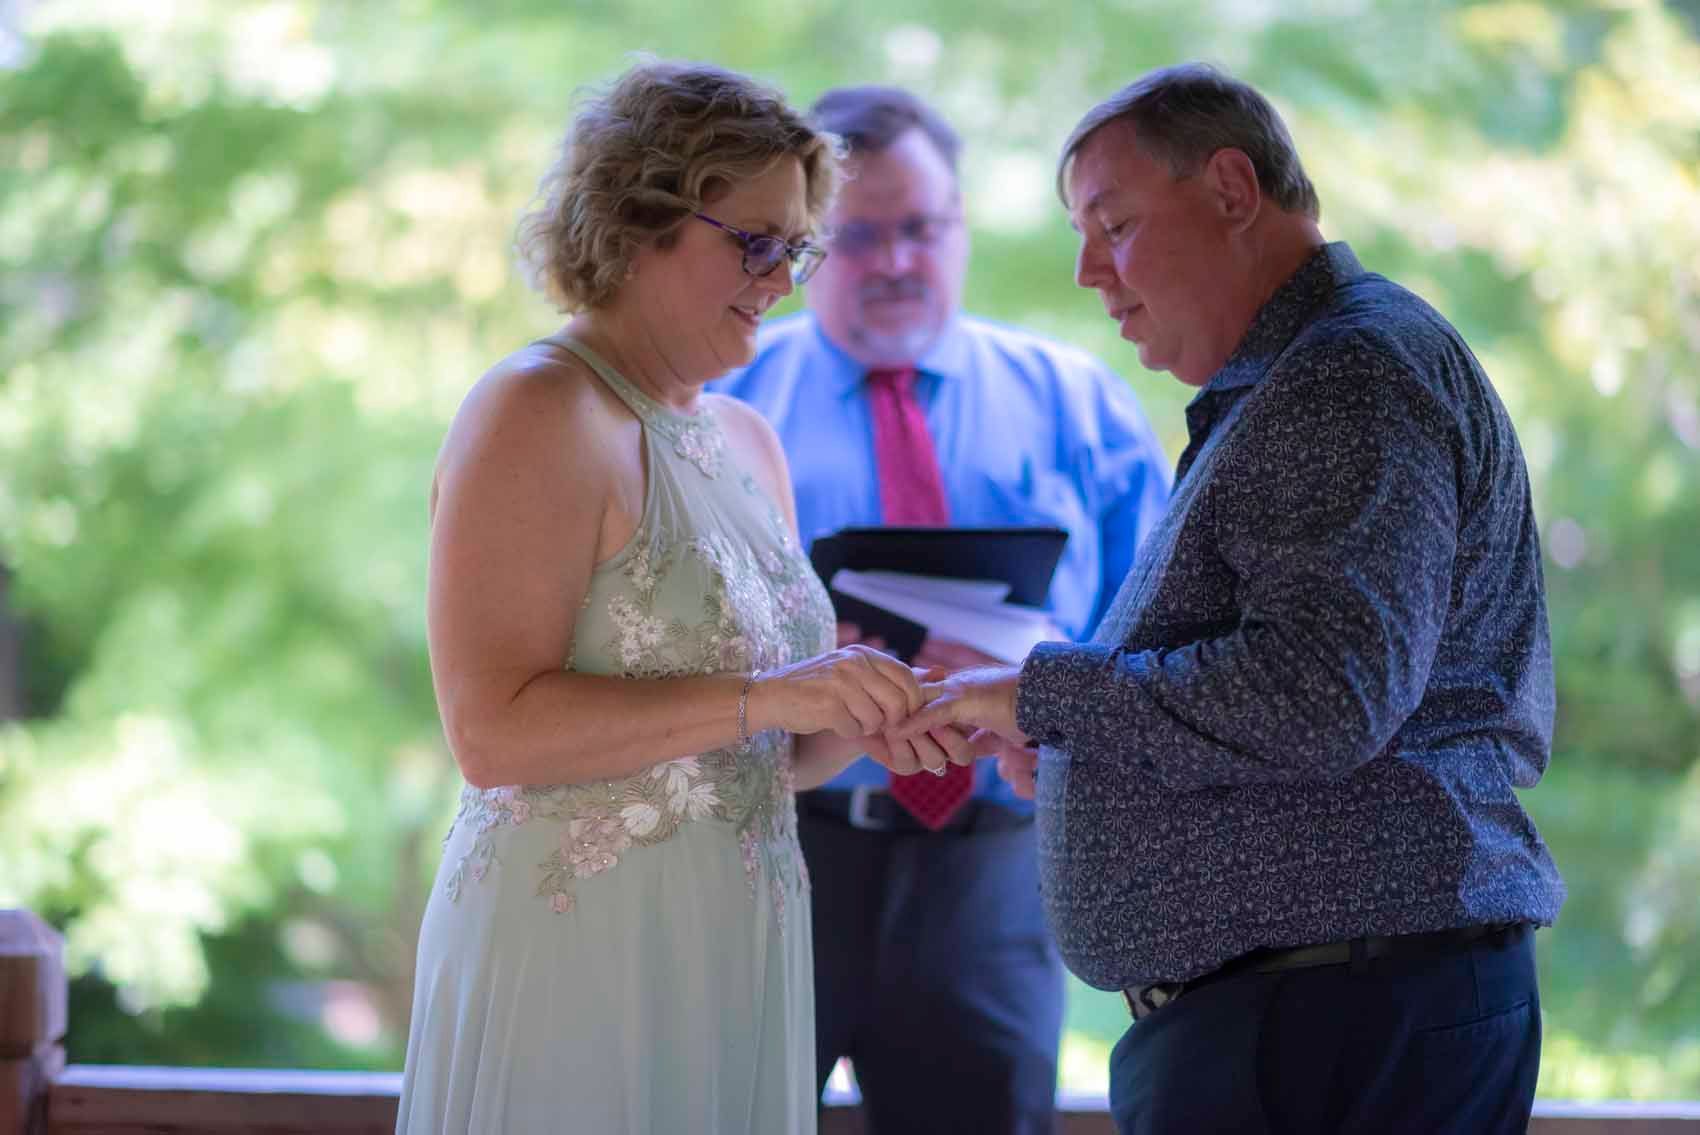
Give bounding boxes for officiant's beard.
[844,276,949,365]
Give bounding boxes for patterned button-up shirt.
[1015,243,1566,990]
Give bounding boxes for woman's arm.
[428,358,920,790]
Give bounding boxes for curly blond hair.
[517,59,841,312]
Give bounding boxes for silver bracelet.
[736,670,761,747]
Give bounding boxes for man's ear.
[1203,148,1262,232]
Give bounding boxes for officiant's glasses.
[828,213,959,257]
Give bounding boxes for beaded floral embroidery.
[444,472,831,930]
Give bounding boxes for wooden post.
[0,911,65,1135]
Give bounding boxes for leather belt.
[799,786,1033,835]
[1122,922,1530,1021]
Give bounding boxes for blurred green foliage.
[1,0,1696,1099]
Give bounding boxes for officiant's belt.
[799,787,1032,834]
[1122,922,1530,1021]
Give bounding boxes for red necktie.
[866,367,973,830]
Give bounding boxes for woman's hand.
[748,644,924,739]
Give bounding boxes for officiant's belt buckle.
[847,784,894,831]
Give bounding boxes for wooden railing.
[6,910,1700,1134]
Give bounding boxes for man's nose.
[1074,238,1111,290]
[873,234,920,275]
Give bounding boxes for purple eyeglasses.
[694,213,827,285]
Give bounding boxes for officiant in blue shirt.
[717,86,1170,1135]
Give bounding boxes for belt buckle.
[1122,982,1181,1021]
[846,785,894,832]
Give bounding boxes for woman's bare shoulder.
[442,341,623,465]
[469,341,604,421]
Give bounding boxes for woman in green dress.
[396,60,954,1133]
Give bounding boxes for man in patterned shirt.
[903,63,1565,1134]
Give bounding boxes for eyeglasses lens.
[742,236,786,276]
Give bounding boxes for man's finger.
[933,727,975,766]
[897,697,961,738]
[967,728,1032,761]
[996,751,1037,800]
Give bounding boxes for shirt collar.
[1202,241,1365,397]
[810,315,971,397]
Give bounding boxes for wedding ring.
[929,765,947,777]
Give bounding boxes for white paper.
[849,570,1011,607]
[830,569,1055,664]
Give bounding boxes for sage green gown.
[397,337,833,1134]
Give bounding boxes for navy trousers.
[1108,925,1542,1134]
[799,798,1064,1135]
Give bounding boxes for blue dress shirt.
[716,312,1172,807]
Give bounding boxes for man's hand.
[898,664,1026,747]
[976,731,1040,799]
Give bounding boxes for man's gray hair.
[1057,62,1320,220]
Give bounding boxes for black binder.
[808,526,1069,663]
